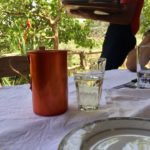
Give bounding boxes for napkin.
[105,88,150,118]
[105,88,150,102]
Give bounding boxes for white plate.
[58,117,150,150]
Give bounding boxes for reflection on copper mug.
[28,49,68,116]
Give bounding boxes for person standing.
[70,0,144,70]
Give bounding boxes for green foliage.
[140,0,150,33]
[0,0,150,54]
[1,76,30,86]
[0,0,96,55]
[59,19,95,48]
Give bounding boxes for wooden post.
[79,51,86,69]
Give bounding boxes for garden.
[0,0,150,85]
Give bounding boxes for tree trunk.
[52,24,59,50]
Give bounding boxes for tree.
[0,0,96,54]
[140,0,150,33]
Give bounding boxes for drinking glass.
[74,58,106,111]
[137,45,150,88]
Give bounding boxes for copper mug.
[28,48,68,116]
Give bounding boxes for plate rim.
[58,117,150,150]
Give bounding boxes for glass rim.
[138,44,150,48]
[98,57,107,61]
[74,71,104,77]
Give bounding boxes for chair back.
[0,55,29,85]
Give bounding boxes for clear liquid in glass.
[75,75,103,111]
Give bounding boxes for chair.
[0,55,30,85]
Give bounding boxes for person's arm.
[126,48,136,72]
[70,0,137,24]
[126,32,150,72]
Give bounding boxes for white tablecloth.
[0,69,149,150]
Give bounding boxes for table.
[0,69,149,150]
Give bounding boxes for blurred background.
[0,0,150,85]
